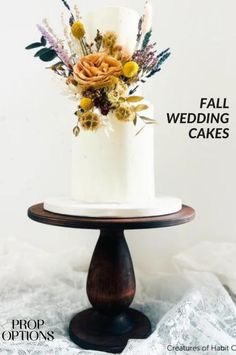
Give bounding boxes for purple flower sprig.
[146,48,171,78]
[133,43,157,72]
[37,25,71,68]
[133,44,171,82]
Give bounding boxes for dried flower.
[94,30,103,52]
[79,111,102,131]
[27,1,170,136]
[66,75,77,85]
[132,44,158,74]
[43,19,63,46]
[116,81,128,96]
[126,96,144,103]
[142,30,152,49]
[80,97,93,111]
[133,104,149,112]
[73,125,80,136]
[60,0,75,23]
[102,31,117,53]
[37,25,71,67]
[136,16,144,49]
[107,90,120,105]
[94,93,112,115]
[146,48,171,78]
[112,45,131,63]
[61,13,74,57]
[115,104,135,122]
[71,21,85,39]
[123,61,139,78]
[107,81,128,105]
[142,1,153,35]
[74,5,81,21]
[73,53,122,90]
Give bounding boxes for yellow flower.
[80,97,93,111]
[123,61,139,78]
[79,111,102,131]
[71,21,85,39]
[115,104,135,122]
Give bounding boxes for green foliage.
[34,48,50,57]
[41,36,47,46]
[25,42,43,50]
[142,30,152,49]
[38,49,57,62]
[26,36,57,62]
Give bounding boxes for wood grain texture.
[87,229,135,316]
[28,203,195,230]
[68,227,151,353]
[69,308,151,353]
[28,202,195,353]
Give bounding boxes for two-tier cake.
[26,2,182,217]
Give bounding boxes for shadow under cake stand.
[28,203,195,354]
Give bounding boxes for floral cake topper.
[26,0,171,136]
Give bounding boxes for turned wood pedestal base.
[28,204,195,354]
[69,309,151,353]
[69,228,151,353]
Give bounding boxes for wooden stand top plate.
[28,203,195,230]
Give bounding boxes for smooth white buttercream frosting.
[84,6,140,55]
[70,104,155,203]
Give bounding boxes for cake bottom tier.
[70,106,155,204]
[43,197,182,218]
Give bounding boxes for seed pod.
[73,126,80,137]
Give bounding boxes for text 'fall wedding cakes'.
[26,0,182,217]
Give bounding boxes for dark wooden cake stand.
[28,203,195,354]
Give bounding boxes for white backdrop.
[0,0,235,273]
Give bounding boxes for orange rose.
[73,53,122,90]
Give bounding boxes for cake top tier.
[26,0,171,138]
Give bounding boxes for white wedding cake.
[71,8,155,204]
[27,4,182,216]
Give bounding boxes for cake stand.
[28,203,195,354]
